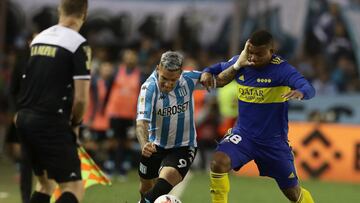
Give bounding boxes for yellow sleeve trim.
[270,56,284,65]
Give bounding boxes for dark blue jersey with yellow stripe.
[204,55,315,144]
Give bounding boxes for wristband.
[213,75,217,88]
[233,63,241,70]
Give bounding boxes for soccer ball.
[154,194,182,203]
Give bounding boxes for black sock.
[55,192,79,203]
[30,191,50,203]
[20,157,33,203]
[141,178,173,203]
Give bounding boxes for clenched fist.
[142,142,157,157]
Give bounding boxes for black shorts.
[16,110,81,183]
[109,118,134,140]
[138,146,197,179]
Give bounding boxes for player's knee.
[282,186,301,202]
[59,180,85,201]
[210,152,231,173]
[159,167,182,186]
[139,178,154,194]
[36,177,56,195]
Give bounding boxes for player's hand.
[282,90,304,100]
[72,126,82,145]
[200,72,214,91]
[13,113,18,127]
[142,142,157,157]
[234,40,255,69]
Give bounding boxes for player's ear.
[269,48,274,55]
[269,41,275,54]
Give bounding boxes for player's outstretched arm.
[136,120,156,157]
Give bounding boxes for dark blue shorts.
[217,130,298,189]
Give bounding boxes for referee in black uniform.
[15,1,90,203]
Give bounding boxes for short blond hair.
[59,0,88,17]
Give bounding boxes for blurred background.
[0,0,360,202]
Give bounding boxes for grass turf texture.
[1,158,360,203]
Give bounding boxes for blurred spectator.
[327,21,353,60]
[331,55,359,92]
[195,96,220,170]
[312,56,339,95]
[106,49,141,179]
[217,81,238,136]
[83,61,114,172]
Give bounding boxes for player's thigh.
[266,160,299,190]
[139,177,156,193]
[138,148,165,180]
[255,141,299,189]
[216,132,254,170]
[20,127,81,183]
[158,166,182,186]
[161,146,197,179]
[256,158,299,189]
[40,129,82,184]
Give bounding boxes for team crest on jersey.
[239,75,245,81]
[140,97,145,104]
[178,86,188,97]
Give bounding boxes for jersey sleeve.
[72,42,91,80]
[137,82,157,121]
[184,70,202,85]
[203,55,239,75]
[283,64,316,100]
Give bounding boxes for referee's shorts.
[15,109,82,183]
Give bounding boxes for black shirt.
[17,25,91,119]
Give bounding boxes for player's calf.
[282,186,314,203]
[282,186,301,202]
[210,152,232,203]
[139,178,155,197]
[141,167,182,203]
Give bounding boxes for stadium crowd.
[0,0,359,181]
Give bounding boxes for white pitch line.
[169,170,193,198]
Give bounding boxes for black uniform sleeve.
[72,42,91,80]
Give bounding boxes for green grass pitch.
[1,158,360,203]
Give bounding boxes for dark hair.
[60,0,88,17]
[160,51,184,72]
[249,30,273,46]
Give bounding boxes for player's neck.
[58,16,83,32]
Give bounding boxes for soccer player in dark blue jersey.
[201,30,315,203]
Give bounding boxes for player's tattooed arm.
[136,120,156,157]
[214,67,238,87]
[136,120,149,149]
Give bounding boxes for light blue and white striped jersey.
[137,70,202,149]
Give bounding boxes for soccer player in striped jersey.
[201,30,315,203]
[136,51,201,203]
